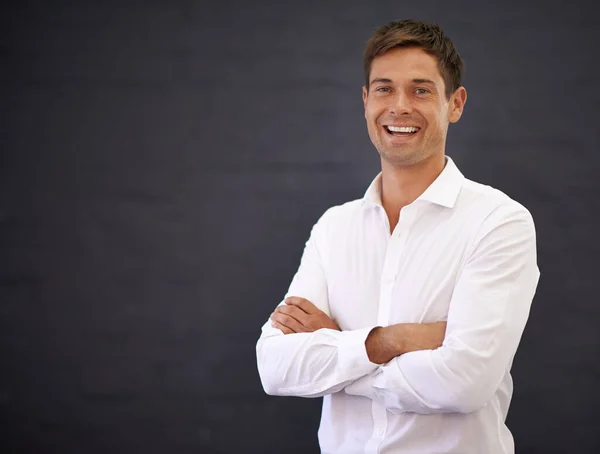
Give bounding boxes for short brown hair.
[363,20,464,98]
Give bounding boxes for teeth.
[387,126,419,133]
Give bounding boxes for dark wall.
[1,1,598,453]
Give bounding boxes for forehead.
[370,47,443,84]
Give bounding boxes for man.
[256,19,539,454]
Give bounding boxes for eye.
[375,86,391,93]
[415,88,430,95]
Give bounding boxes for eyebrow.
[370,78,393,85]
[370,77,437,86]
[412,78,436,86]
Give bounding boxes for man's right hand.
[270,297,340,334]
[365,322,447,364]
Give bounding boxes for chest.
[325,208,474,330]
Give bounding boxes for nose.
[389,92,412,115]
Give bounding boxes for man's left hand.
[270,296,340,334]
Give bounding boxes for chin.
[379,149,423,167]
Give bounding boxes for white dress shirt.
[256,156,540,454]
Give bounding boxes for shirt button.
[377,429,384,436]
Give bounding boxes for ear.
[448,86,467,123]
[362,86,368,118]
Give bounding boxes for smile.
[384,125,420,136]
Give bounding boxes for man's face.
[363,47,466,166]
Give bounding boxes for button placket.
[366,402,387,454]
[378,206,416,326]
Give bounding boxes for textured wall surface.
[1,1,599,453]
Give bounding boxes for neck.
[380,152,446,232]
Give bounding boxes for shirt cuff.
[337,326,379,377]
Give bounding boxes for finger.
[271,320,293,335]
[271,311,305,333]
[284,296,309,309]
[275,305,309,325]
[285,296,319,314]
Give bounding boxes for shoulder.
[458,178,536,241]
[318,198,365,225]
[460,178,534,221]
[307,198,366,244]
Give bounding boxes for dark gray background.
[1,0,599,453]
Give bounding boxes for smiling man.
[256,20,540,454]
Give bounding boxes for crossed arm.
[258,296,445,398]
[270,296,446,365]
[256,205,540,413]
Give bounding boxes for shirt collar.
[363,156,465,209]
